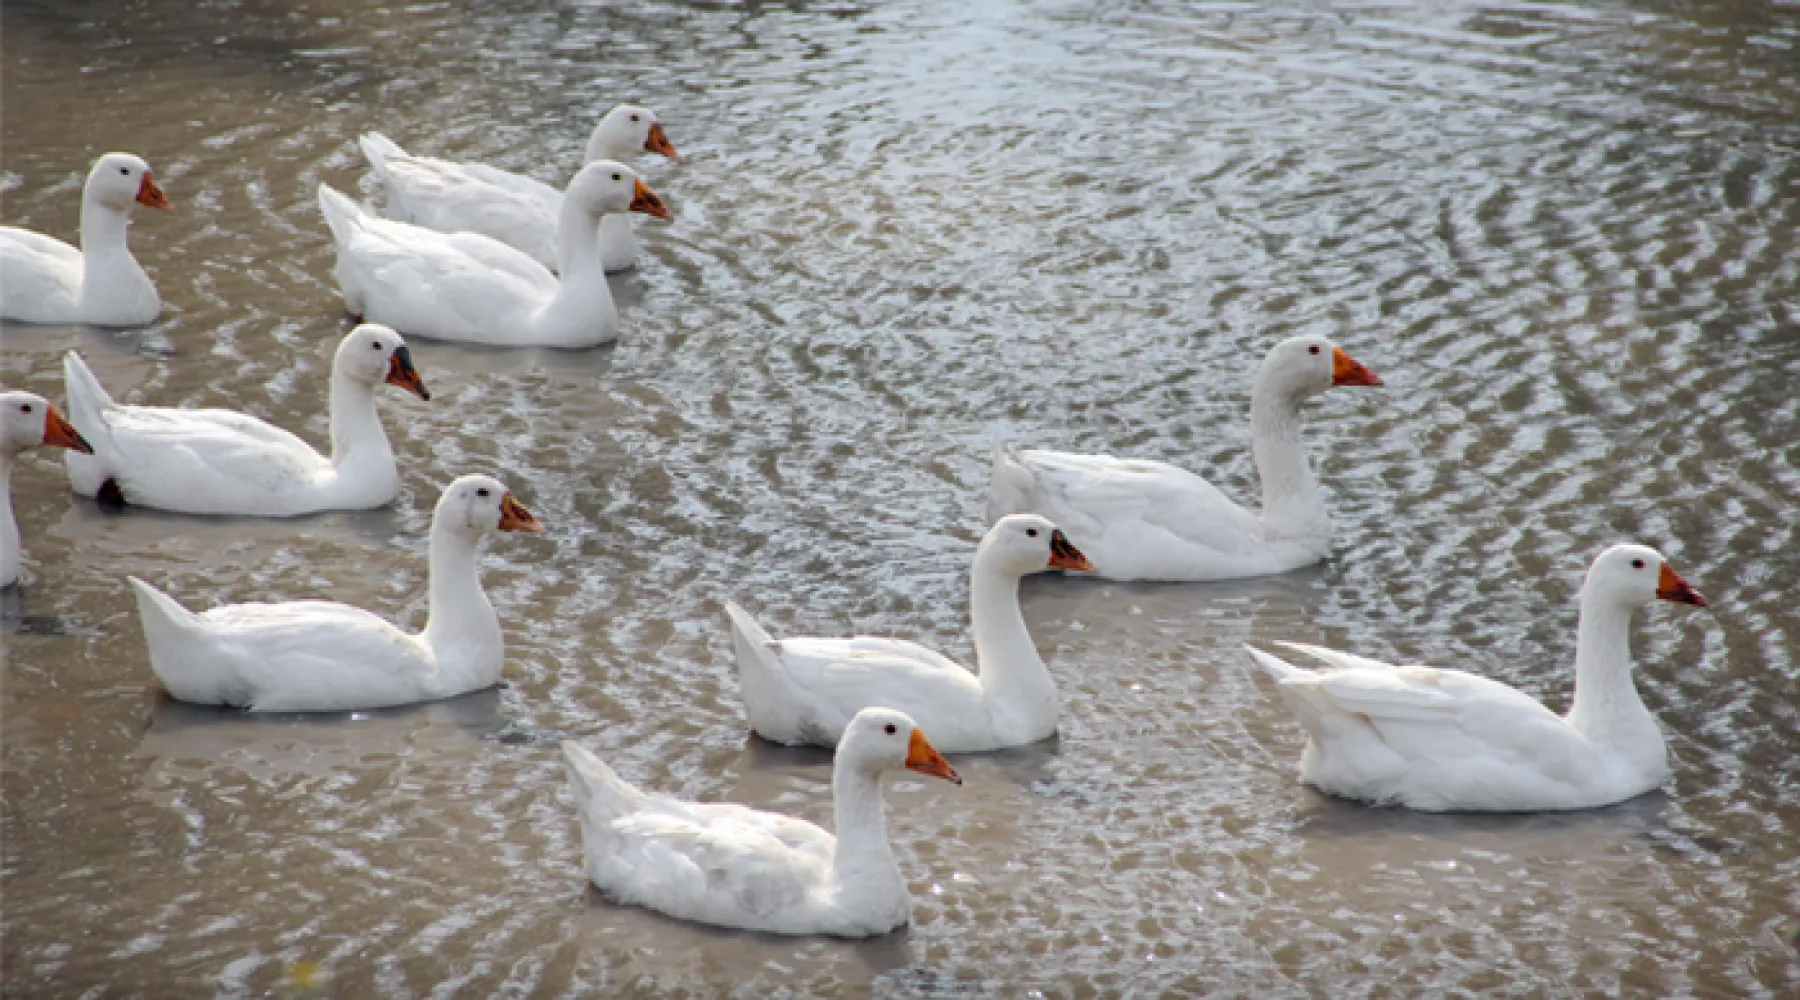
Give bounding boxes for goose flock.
[0,115,1715,940]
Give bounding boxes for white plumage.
[564,707,961,937]
[988,335,1382,582]
[127,474,545,711]
[357,104,677,273]
[317,159,669,348]
[0,152,173,326]
[0,390,93,587]
[1245,544,1710,812]
[62,325,428,516]
[725,515,1095,751]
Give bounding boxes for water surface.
[3,0,1798,995]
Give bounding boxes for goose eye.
[371,341,382,350]
[1631,559,1645,569]
[630,114,640,122]
[612,173,622,182]
[476,488,490,498]
[883,724,896,735]
[20,404,32,413]
[1025,528,1038,538]
[1308,344,1321,355]
[119,166,129,175]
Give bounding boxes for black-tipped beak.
[385,344,430,401]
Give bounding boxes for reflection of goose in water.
[573,879,915,988]
[131,688,508,866]
[47,491,412,580]
[135,686,507,786]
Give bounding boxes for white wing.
[186,601,436,712]
[996,448,1289,581]
[0,226,83,321]
[320,182,557,343]
[568,745,833,925]
[379,154,562,268]
[604,809,826,919]
[1273,643,1589,784]
[758,635,989,741]
[96,404,331,511]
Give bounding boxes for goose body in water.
[988,335,1382,582]
[563,707,960,937]
[358,104,678,273]
[1244,544,1710,812]
[0,152,173,326]
[127,474,544,711]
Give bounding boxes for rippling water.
[4,0,1798,994]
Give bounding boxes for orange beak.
[42,404,93,454]
[905,729,961,785]
[1047,529,1095,573]
[1331,347,1381,387]
[644,122,680,162]
[498,492,545,534]
[630,179,671,220]
[136,171,173,212]
[383,344,431,401]
[1656,562,1707,608]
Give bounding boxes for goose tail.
[60,351,116,461]
[127,576,212,694]
[723,601,782,678]
[357,132,407,178]
[985,442,1038,525]
[561,741,646,818]
[1243,643,1312,684]
[316,182,368,244]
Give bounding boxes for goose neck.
[0,452,17,578]
[326,370,392,472]
[829,762,902,896]
[1249,384,1326,536]
[1565,595,1652,740]
[78,198,134,257]
[419,521,503,688]
[554,198,608,280]
[536,202,619,345]
[968,554,1051,703]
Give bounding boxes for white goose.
[62,324,429,516]
[987,335,1383,582]
[359,103,679,272]
[1244,544,1710,812]
[724,514,1094,752]
[318,161,669,348]
[563,706,961,937]
[1,391,93,587]
[127,474,544,711]
[0,152,174,326]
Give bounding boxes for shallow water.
[3,0,1798,994]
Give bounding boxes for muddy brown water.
[3,0,1797,995]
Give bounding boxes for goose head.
[568,160,670,221]
[839,708,961,785]
[86,153,173,213]
[588,104,680,163]
[1583,543,1708,611]
[0,390,92,457]
[336,324,430,400]
[435,474,545,539]
[979,514,1095,577]
[1257,335,1382,403]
